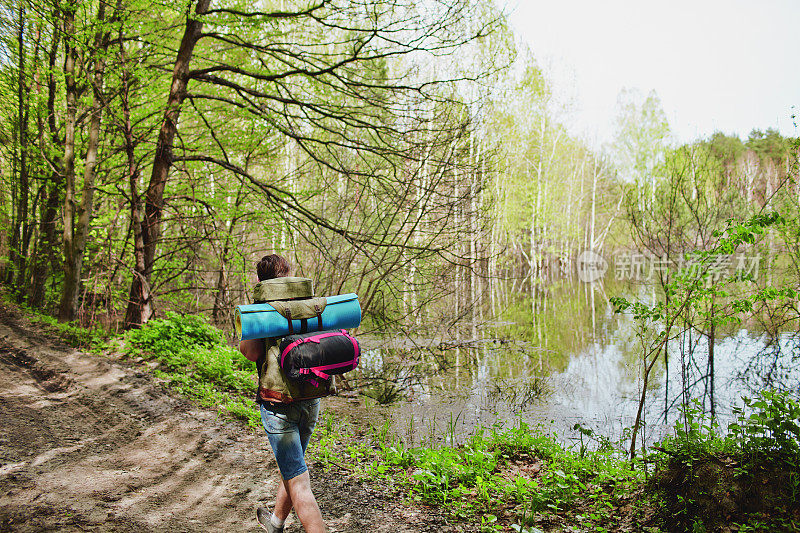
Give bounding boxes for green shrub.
[728,390,800,466]
[655,401,733,469]
[653,391,800,532]
[127,312,259,426]
[658,391,800,471]
[126,311,224,357]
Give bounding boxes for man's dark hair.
[256,254,291,280]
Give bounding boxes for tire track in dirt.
[0,306,276,531]
[0,304,464,532]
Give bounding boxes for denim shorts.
[260,399,321,480]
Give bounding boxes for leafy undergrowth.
[20,306,113,351]
[310,415,660,532]
[312,393,800,532]
[651,394,800,532]
[123,312,261,428]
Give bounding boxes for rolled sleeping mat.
[235,293,361,341]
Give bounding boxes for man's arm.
[240,338,265,362]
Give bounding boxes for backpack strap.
[300,367,331,381]
[314,304,323,330]
[285,308,294,334]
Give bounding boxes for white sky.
[502,0,800,145]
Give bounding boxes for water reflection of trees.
[366,128,800,449]
[737,332,800,396]
[357,260,798,446]
[357,212,800,448]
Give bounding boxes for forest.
[1,0,799,531]
[0,0,797,338]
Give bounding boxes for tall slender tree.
[58,0,116,321]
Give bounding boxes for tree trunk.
[29,179,61,307]
[124,0,211,328]
[708,303,716,422]
[29,24,62,308]
[8,3,29,294]
[212,175,246,325]
[211,259,228,325]
[59,0,111,322]
[57,0,78,321]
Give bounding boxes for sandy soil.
[0,303,463,532]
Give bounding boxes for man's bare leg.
[275,470,324,532]
[273,478,293,520]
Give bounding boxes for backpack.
[238,277,361,400]
[278,329,360,387]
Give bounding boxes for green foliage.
[728,390,800,467]
[655,401,732,468]
[53,321,111,351]
[714,212,785,252]
[313,417,644,529]
[746,128,792,163]
[23,307,111,351]
[654,391,800,531]
[611,211,791,457]
[610,88,671,184]
[706,131,746,167]
[311,391,798,531]
[125,311,225,357]
[126,312,259,428]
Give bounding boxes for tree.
[608,88,670,200]
[123,0,500,328]
[27,15,63,308]
[58,0,117,321]
[0,0,513,337]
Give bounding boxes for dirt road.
[0,304,458,532]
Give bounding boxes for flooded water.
[359,278,800,449]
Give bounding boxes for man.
[240,254,327,533]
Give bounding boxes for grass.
[22,307,113,352]
[309,414,654,532]
[308,393,800,532]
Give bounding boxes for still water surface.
[361,280,800,448]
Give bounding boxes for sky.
[501,0,800,145]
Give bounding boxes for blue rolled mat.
[235,293,361,340]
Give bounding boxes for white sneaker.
[256,507,284,533]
